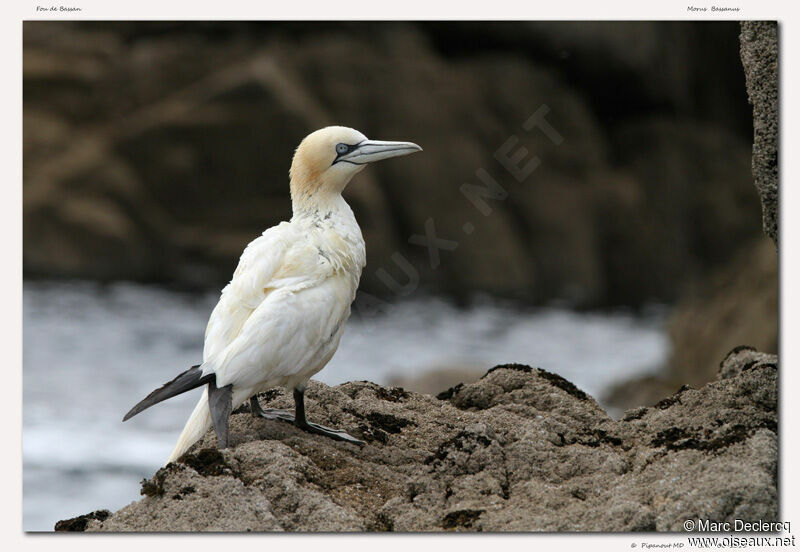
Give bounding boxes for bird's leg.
[249,390,365,445]
[249,395,295,423]
[292,388,365,445]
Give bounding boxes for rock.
[79,353,776,532]
[740,22,778,246]
[717,346,777,380]
[54,509,110,532]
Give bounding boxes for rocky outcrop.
[740,22,779,246]
[24,22,760,306]
[70,348,776,532]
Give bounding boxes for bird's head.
[289,126,421,207]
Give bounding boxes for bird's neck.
[292,190,352,220]
[290,175,353,220]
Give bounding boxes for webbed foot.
[295,419,366,445]
[249,396,295,423]
[249,393,365,445]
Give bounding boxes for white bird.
[123,126,422,463]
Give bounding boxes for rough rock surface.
[740,21,779,246]
[75,349,777,532]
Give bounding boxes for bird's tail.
[167,387,213,463]
[121,363,216,464]
[122,364,213,421]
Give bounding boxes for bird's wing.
[203,221,298,362]
[209,272,352,389]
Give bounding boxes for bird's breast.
[309,219,365,274]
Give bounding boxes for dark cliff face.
[740,21,779,247]
[65,348,776,532]
[24,21,761,308]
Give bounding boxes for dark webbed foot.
[250,396,294,422]
[249,391,365,446]
[295,419,366,445]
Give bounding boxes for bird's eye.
[335,143,349,155]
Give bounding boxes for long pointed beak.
[338,140,422,165]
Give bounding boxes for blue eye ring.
[335,143,349,155]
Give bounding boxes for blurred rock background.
[23,21,777,404]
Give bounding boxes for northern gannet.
[123,126,422,462]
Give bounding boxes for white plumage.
[122,126,421,464]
